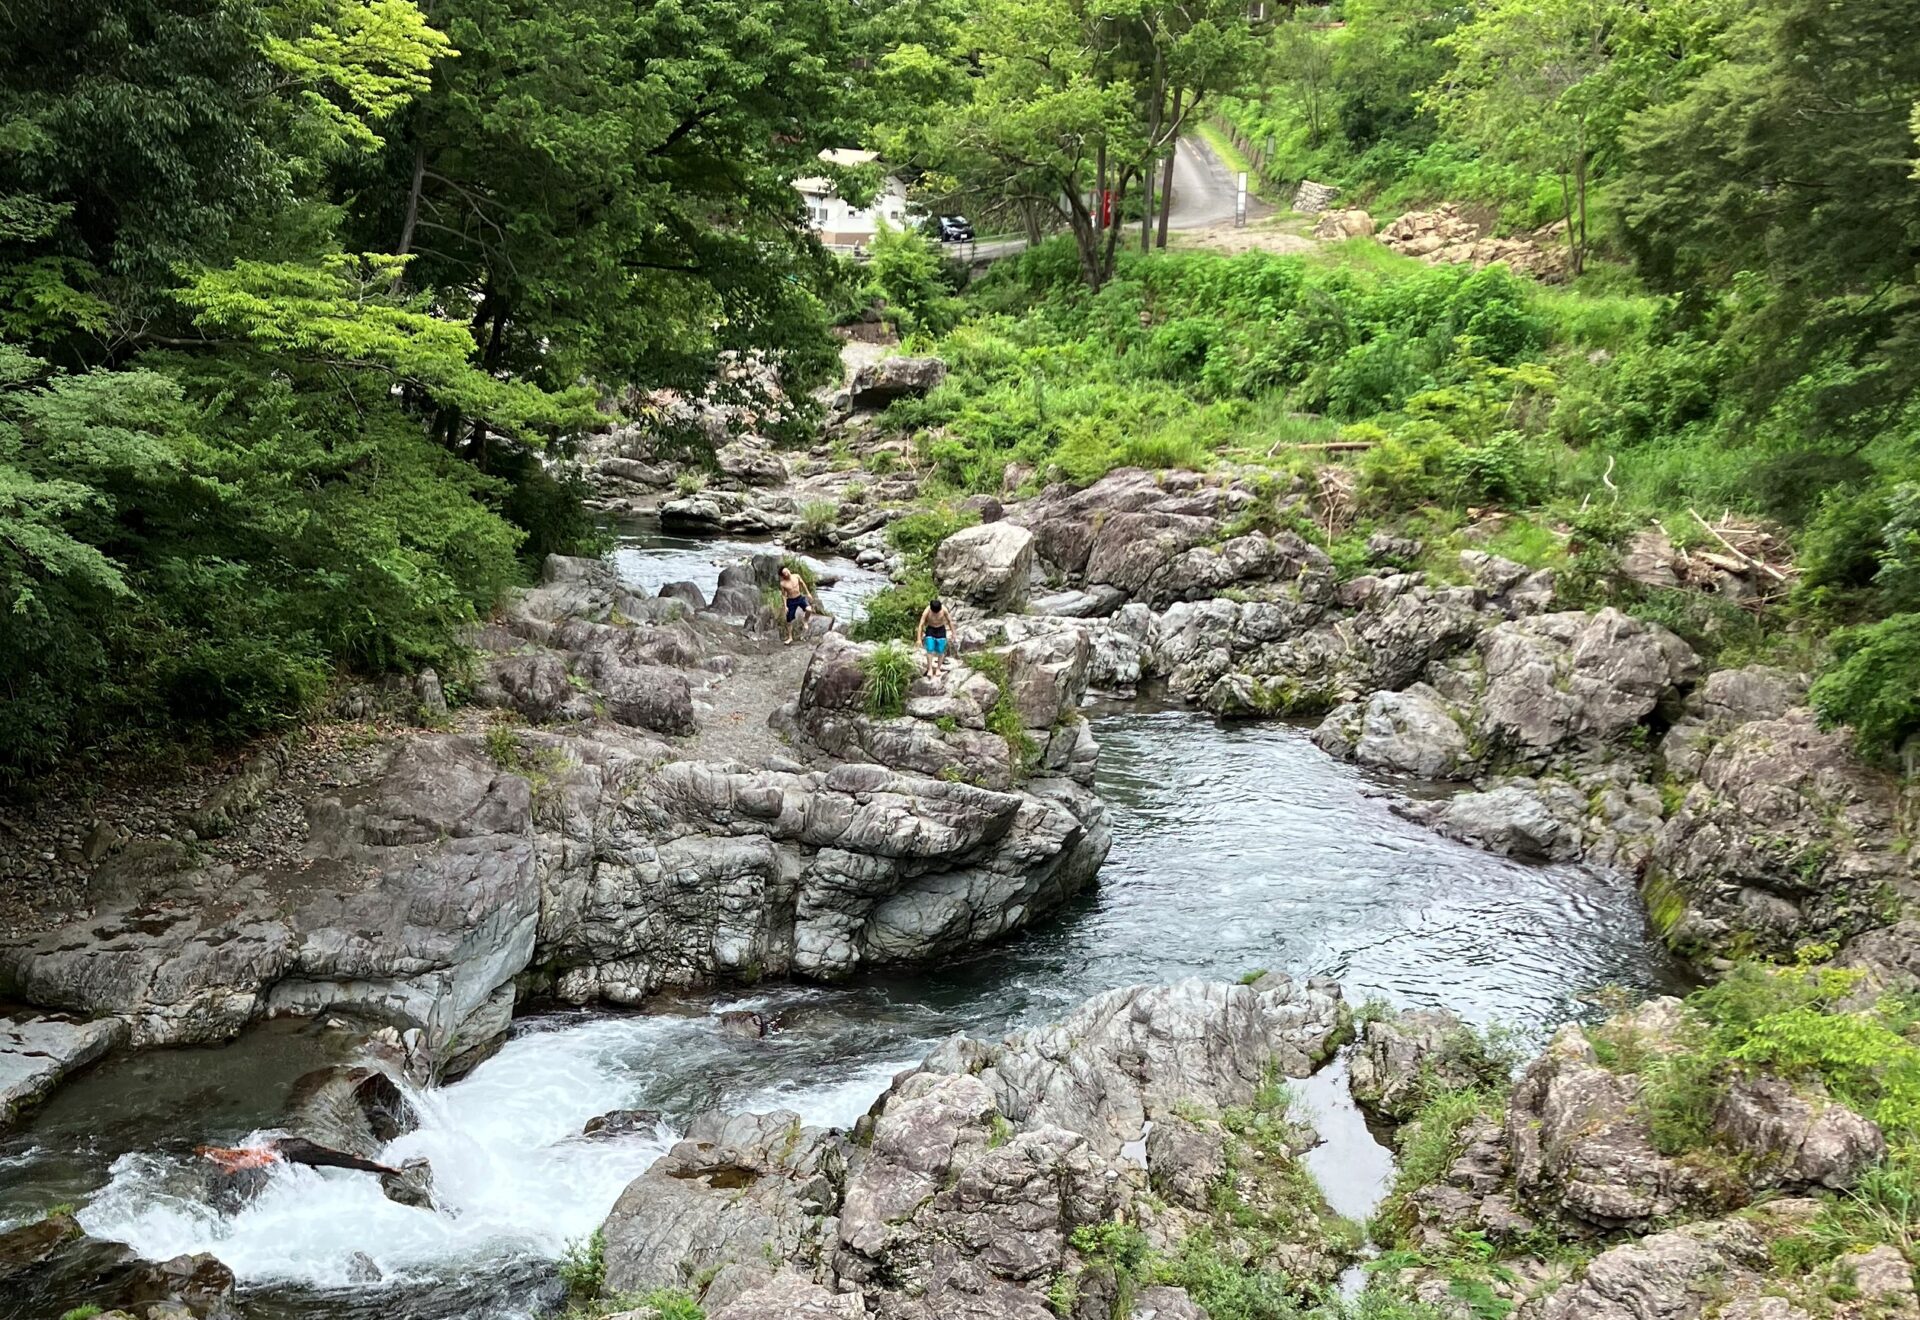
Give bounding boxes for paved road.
[963,135,1251,262]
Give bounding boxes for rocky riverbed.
[2,350,1915,1320]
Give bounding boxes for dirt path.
[683,629,820,769]
[1170,212,1320,257]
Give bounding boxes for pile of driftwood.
[1622,510,1794,608]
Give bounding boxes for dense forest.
[0,0,902,784]
[3,0,1917,785]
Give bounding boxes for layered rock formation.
[596,976,1350,1317]
[0,551,1111,1095]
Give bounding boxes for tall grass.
[861,643,917,718]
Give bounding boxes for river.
[0,535,1686,1320]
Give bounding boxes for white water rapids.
[74,1009,913,1294]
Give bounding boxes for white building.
[794,148,911,251]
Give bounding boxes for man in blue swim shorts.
[779,565,813,645]
[916,598,952,676]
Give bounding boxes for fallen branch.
[1266,439,1377,456]
[1689,508,1787,582]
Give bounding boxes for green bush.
[887,506,979,565]
[861,642,918,718]
[1631,963,1920,1153]
[966,649,1040,776]
[792,500,839,547]
[1809,613,1920,758]
[559,1229,606,1301]
[868,220,961,337]
[851,575,936,643]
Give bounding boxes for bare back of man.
[779,568,813,645]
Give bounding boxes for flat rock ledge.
[0,552,1110,1111]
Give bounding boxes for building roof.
[795,148,889,197]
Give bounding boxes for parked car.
[934,215,975,243]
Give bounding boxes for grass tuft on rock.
[862,642,917,718]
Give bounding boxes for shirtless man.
[779,566,813,645]
[916,598,952,677]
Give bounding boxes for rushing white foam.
[74,1011,912,1292]
[78,1018,678,1288]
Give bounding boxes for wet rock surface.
[597,976,1351,1318]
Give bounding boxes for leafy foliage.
[1809,615,1920,758]
[862,642,918,719]
[0,0,899,786]
[868,222,961,337]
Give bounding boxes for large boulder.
[1313,684,1475,780]
[849,357,947,410]
[1349,1008,1501,1123]
[1010,469,1257,584]
[1711,1075,1885,1189]
[1417,781,1587,862]
[714,436,789,487]
[1460,608,1700,762]
[1658,665,1805,779]
[1313,209,1375,238]
[997,630,1091,729]
[1,737,545,1055]
[935,522,1036,612]
[602,1110,845,1302]
[552,760,1109,999]
[1506,1025,1733,1230]
[1647,711,1907,960]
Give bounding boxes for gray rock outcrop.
[1647,710,1909,960]
[934,522,1035,612]
[1458,609,1699,763]
[1348,1007,1506,1122]
[1313,685,1477,779]
[1,1014,125,1126]
[849,357,947,410]
[597,975,1350,1318]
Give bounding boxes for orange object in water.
[195,1143,279,1172]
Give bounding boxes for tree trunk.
[1096,172,1132,289]
[1573,146,1589,277]
[396,140,427,259]
[1142,50,1165,254]
[1065,185,1103,290]
[1156,90,1185,248]
[1095,143,1108,232]
[1558,170,1577,278]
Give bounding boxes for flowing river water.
[0,533,1688,1320]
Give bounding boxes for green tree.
[356,0,864,405]
[908,0,1269,290]
[1618,0,1920,434]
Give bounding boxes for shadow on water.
[2,540,1689,1319]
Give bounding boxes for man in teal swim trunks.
[916,598,952,676]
